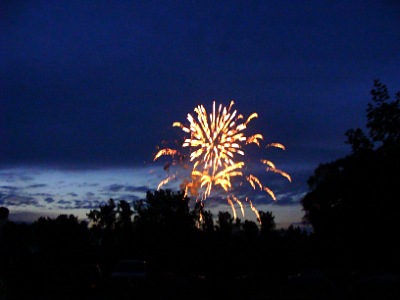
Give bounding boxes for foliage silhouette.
[259,210,276,235]
[301,80,400,270]
[87,198,117,230]
[1,188,382,300]
[216,211,234,237]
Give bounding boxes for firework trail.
[154,101,290,223]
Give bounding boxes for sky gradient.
[1,1,400,227]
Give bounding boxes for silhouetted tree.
[116,200,133,230]
[0,207,9,221]
[367,80,400,146]
[233,218,242,233]
[133,189,196,272]
[345,127,374,153]
[242,219,259,239]
[134,189,193,232]
[301,80,400,270]
[32,214,92,263]
[87,199,116,230]
[0,207,9,244]
[191,202,214,232]
[259,211,276,235]
[216,211,234,237]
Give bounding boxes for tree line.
[0,190,313,299]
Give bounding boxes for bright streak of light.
[154,148,178,161]
[157,174,176,190]
[248,198,261,224]
[266,168,292,183]
[266,143,286,150]
[261,159,276,169]
[263,186,276,201]
[231,194,245,217]
[227,198,237,220]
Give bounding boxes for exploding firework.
[154,101,290,223]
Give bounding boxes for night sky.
[1,1,399,227]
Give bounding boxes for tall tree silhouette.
[216,211,234,237]
[133,189,195,272]
[116,200,133,230]
[259,211,276,235]
[87,199,116,230]
[134,189,193,231]
[367,80,400,146]
[301,81,400,269]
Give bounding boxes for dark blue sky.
[1,1,399,225]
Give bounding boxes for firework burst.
[154,101,290,223]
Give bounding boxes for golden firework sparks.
[248,198,261,224]
[266,143,286,150]
[153,148,178,161]
[231,194,245,217]
[157,174,177,190]
[154,100,290,223]
[227,198,237,220]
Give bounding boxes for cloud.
[0,171,34,182]
[67,192,78,197]
[45,197,55,203]
[0,184,43,208]
[114,194,140,202]
[0,185,18,191]
[32,193,52,197]
[105,184,125,192]
[101,184,149,199]
[272,191,307,206]
[125,185,149,193]
[78,183,99,188]
[73,200,100,210]
[57,200,71,205]
[27,184,47,188]
[1,194,39,207]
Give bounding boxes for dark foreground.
[2,262,399,300]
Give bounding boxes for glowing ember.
[154,101,290,223]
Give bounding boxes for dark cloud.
[105,184,125,192]
[44,197,55,204]
[125,185,149,193]
[73,200,100,210]
[27,184,47,188]
[78,183,99,188]
[272,191,307,207]
[1,194,39,207]
[101,184,149,199]
[67,192,78,197]
[0,185,18,191]
[57,200,70,205]
[33,193,52,197]
[0,186,40,207]
[115,194,140,202]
